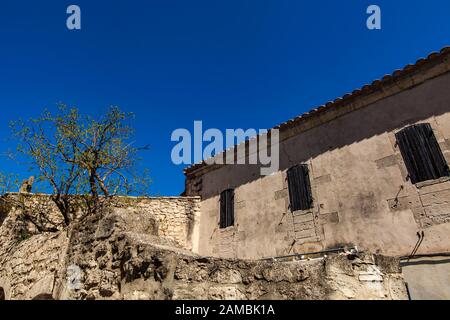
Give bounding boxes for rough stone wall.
[112,196,201,250]
[0,204,408,300]
[0,232,68,300]
[0,194,200,250]
[0,204,69,300]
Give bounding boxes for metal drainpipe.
[260,246,359,261]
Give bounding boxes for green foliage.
[18,229,31,242]
[0,172,19,195]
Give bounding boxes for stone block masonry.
[0,193,201,250]
[0,194,408,300]
[111,196,201,250]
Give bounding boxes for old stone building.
[1,48,450,300]
[184,47,450,299]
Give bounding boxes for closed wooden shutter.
[396,123,449,184]
[220,189,234,228]
[287,164,313,212]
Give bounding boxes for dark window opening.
[220,189,234,228]
[396,123,449,184]
[287,164,313,212]
[0,287,5,300]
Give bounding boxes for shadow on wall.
[401,257,450,267]
[0,198,12,227]
[0,287,5,300]
[196,72,450,200]
[0,212,5,227]
[32,293,54,300]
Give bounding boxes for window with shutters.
[220,189,234,228]
[287,164,313,212]
[395,123,450,184]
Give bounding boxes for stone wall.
[0,194,201,250]
[0,200,69,300]
[0,194,200,300]
[0,203,408,300]
[0,232,68,300]
[111,196,201,250]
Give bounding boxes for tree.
[0,172,19,195]
[8,105,151,227]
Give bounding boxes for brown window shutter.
[396,123,449,184]
[287,164,313,212]
[220,189,234,228]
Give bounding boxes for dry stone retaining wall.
[0,194,408,300]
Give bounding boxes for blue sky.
[0,1,449,195]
